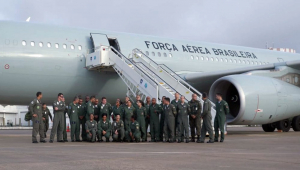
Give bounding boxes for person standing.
[94,98,100,122]
[68,96,81,142]
[61,97,68,142]
[112,115,125,142]
[42,103,52,138]
[132,95,141,109]
[85,114,97,143]
[171,93,180,141]
[49,93,66,143]
[149,98,162,142]
[163,97,177,143]
[214,93,229,143]
[112,100,123,121]
[135,100,147,142]
[99,97,112,121]
[144,96,151,137]
[29,92,46,143]
[159,96,166,141]
[123,100,136,131]
[78,98,87,141]
[125,115,141,142]
[97,114,111,142]
[85,96,95,120]
[176,96,190,143]
[188,94,202,143]
[200,92,214,143]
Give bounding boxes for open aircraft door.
[90,33,110,50]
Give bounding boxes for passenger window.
[238,60,241,64]
[47,43,51,48]
[70,44,75,50]
[211,57,214,61]
[78,45,82,50]
[196,56,199,60]
[158,52,161,57]
[152,52,155,56]
[55,43,59,48]
[39,42,43,47]
[146,51,149,56]
[215,58,219,62]
[229,59,232,63]
[233,59,237,63]
[31,41,35,47]
[63,44,67,49]
[224,59,228,62]
[22,40,26,46]
[220,58,223,62]
[169,53,172,58]
[164,53,167,57]
[201,56,204,60]
[206,57,209,61]
[191,55,194,60]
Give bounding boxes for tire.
[262,124,275,132]
[292,116,300,131]
[276,119,291,132]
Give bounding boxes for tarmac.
[0,127,299,170]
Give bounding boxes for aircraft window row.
[190,55,268,65]
[145,51,173,58]
[21,40,82,51]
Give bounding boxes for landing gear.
[292,116,300,131]
[276,119,291,132]
[262,123,275,132]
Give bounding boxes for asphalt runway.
[0,127,299,170]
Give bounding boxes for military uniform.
[176,102,190,142]
[97,120,111,142]
[214,100,229,142]
[112,105,124,121]
[159,103,165,141]
[94,104,100,122]
[78,103,87,141]
[163,104,177,142]
[132,102,139,110]
[68,102,80,141]
[188,99,202,142]
[112,120,125,142]
[50,100,66,142]
[99,103,112,121]
[29,99,45,142]
[200,99,214,142]
[85,101,94,120]
[144,103,151,137]
[125,121,141,142]
[149,103,162,141]
[123,106,136,131]
[42,107,52,138]
[135,107,147,141]
[85,120,97,142]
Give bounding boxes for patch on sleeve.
[31,101,34,104]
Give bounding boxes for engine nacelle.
[209,75,300,125]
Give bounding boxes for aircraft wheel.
[292,116,300,131]
[262,124,275,132]
[276,119,291,132]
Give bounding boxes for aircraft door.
[90,33,110,51]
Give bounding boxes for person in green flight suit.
[200,92,214,143]
[188,93,202,143]
[97,114,111,142]
[85,96,95,120]
[144,96,151,138]
[176,95,191,143]
[42,103,52,138]
[171,93,180,141]
[149,98,162,142]
[163,97,177,143]
[93,98,100,122]
[122,96,130,109]
[60,96,68,142]
[123,100,136,131]
[112,114,125,142]
[68,96,81,142]
[135,100,147,142]
[132,95,141,109]
[85,114,97,142]
[29,92,46,143]
[159,96,166,141]
[78,98,87,141]
[125,115,141,142]
[99,97,112,122]
[214,93,230,143]
[112,100,124,121]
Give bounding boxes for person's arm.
[48,109,53,121]
[196,102,202,117]
[67,105,72,118]
[85,122,90,131]
[29,100,36,116]
[201,102,208,117]
[224,102,230,115]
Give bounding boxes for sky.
[0,0,299,52]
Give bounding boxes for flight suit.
[42,107,52,138]
[214,100,229,141]
[59,105,68,141]
[171,99,180,140]
[78,103,87,141]
[149,104,162,141]
[85,120,97,142]
[177,102,190,141]
[132,102,139,110]
[50,100,66,142]
[135,107,147,141]
[125,121,141,142]
[163,104,177,142]
[200,99,214,142]
[68,102,80,141]
[94,104,100,122]
[97,120,111,141]
[159,103,165,141]
[99,103,112,121]
[112,105,124,121]
[29,99,44,142]
[189,100,202,141]
[85,101,94,120]
[123,106,136,131]
[144,103,151,137]
[112,120,125,141]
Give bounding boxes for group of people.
[29,91,230,144]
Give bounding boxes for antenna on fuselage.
[26,17,31,22]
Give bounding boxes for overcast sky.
[0,0,299,52]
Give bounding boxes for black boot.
[196,136,201,143]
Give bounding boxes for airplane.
[0,21,299,133]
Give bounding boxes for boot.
[196,136,201,143]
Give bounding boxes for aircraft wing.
[182,60,300,93]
